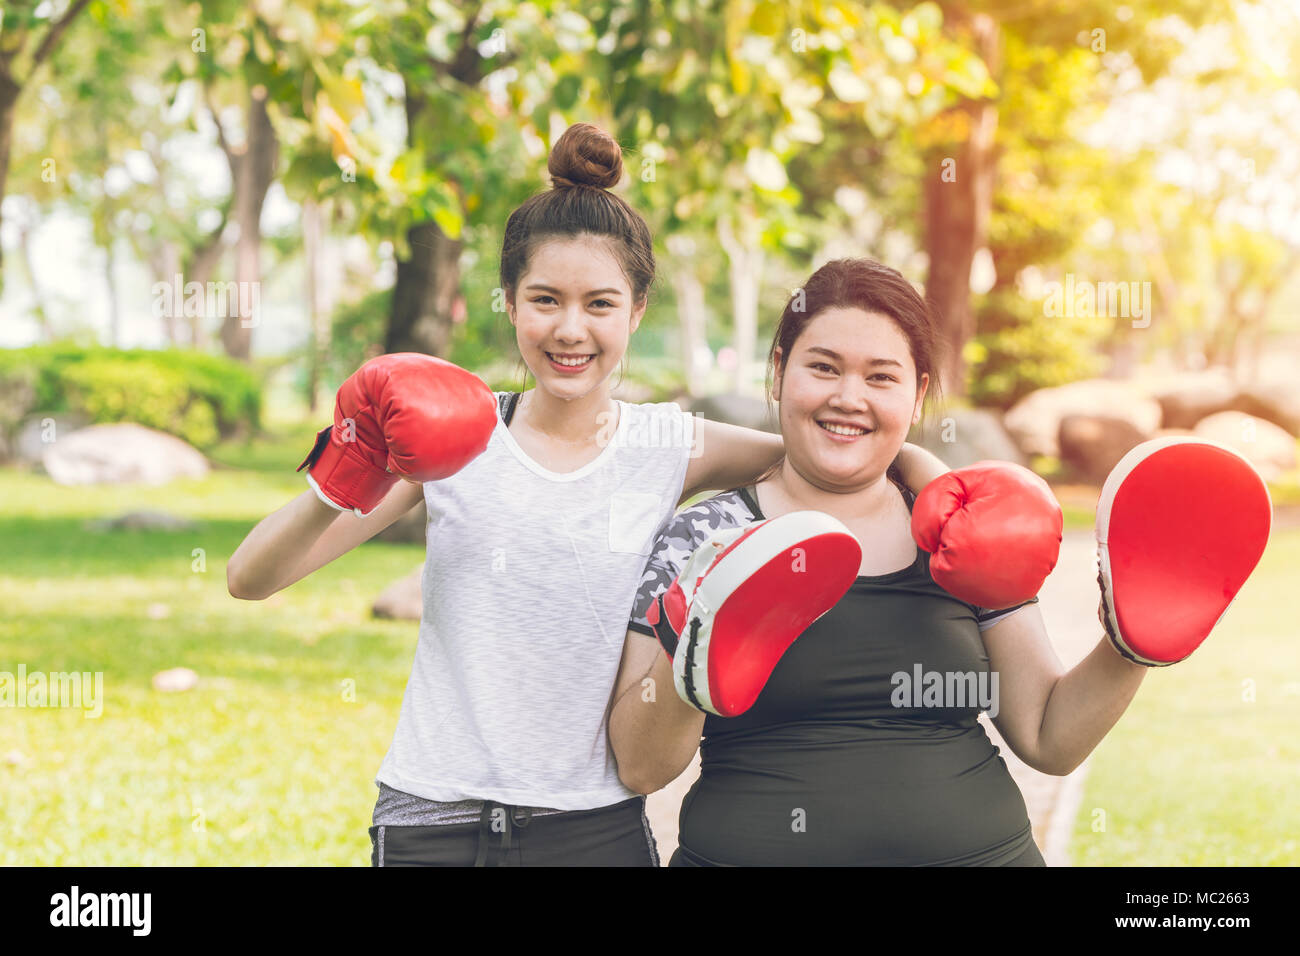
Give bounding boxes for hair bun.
[548,123,623,190]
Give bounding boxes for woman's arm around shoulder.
[679,416,783,504]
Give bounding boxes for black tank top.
[675,482,1038,866]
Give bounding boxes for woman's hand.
[893,442,950,492]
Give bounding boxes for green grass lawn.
[0,421,424,865]
[3,413,1296,865]
[1067,525,1300,865]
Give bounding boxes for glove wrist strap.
[297,425,395,517]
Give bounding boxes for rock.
[11,413,93,466]
[372,501,428,544]
[152,667,200,693]
[0,369,38,458]
[85,510,200,533]
[1237,383,1300,437]
[41,423,209,486]
[1143,368,1300,436]
[1147,371,1300,436]
[689,394,778,434]
[1058,415,1148,483]
[1192,412,1296,482]
[371,565,425,621]
[1004,380,1161,459]
[907,407,1026,469]
[1150,370,1245,430]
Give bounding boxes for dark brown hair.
[499,124,660,392]
[757,257,945,485]
[499,123,655,389]
[767,258,941,402]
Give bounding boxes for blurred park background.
[1,0,1298,865]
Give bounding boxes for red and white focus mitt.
[645,511,862,717]
[1097,437,1271,666]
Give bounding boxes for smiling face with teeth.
[507,235,646,406]
[772,307,929,492]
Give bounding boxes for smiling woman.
[609,258,1058,866]
[505,234,646,455]
[750,258,942,492]
[344,123,819,867]
[773,310,927,493]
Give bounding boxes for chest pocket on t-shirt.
[608,492,663,555]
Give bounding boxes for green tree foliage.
[965,30,1111,406]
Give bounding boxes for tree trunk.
[382,8,502,360]
[219,86,279,362]
[385,76,461,358]
[1138,207,1181,367]
[18,204,52,341]
[718,213,763,396]
[667,236,709,396]
[387,221,460,356]
[150,240,182,345]
[0,71,18,280]
[304,198,324,411]
[185,206,230,350]
[0,0,94,283]
[922,11,1001,399]
[138,132,228,348]
[104,234,120,347]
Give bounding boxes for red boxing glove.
[297,353,497,516]
[911,461,1063,609]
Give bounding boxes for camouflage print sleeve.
[627,490,757,637]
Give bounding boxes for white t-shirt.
[375,394,694,810]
